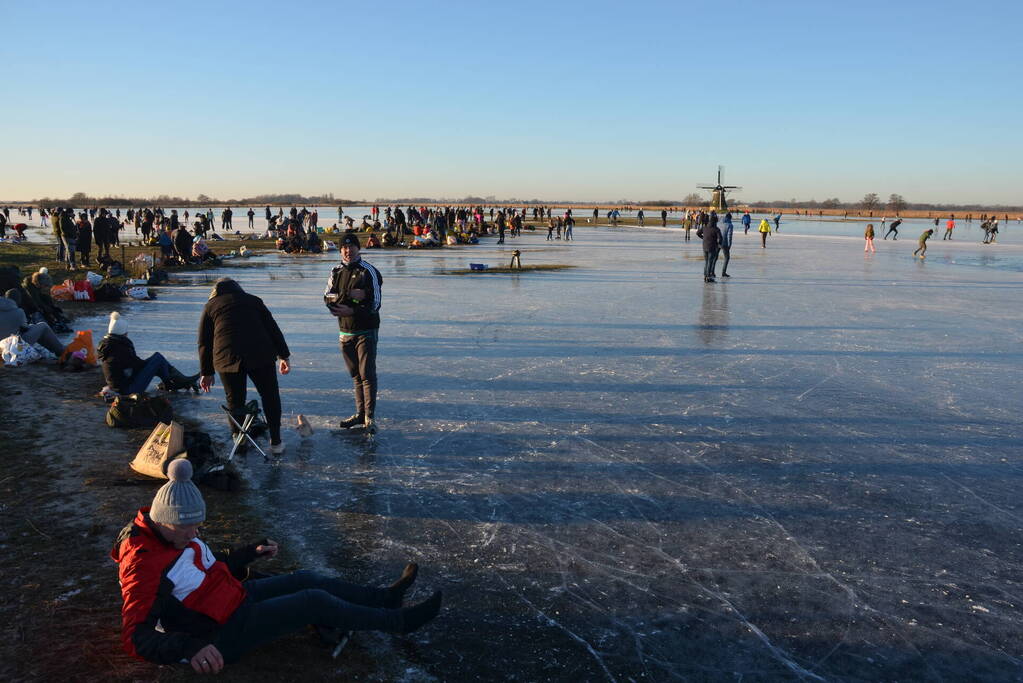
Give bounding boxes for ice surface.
[73,222,1023,680]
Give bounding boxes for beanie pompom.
[167,458,193,482]
[108,311,128,336]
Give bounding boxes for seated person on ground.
[365,233,382,248]
[21,268,72,332]
[192,236,217,262]
[0,289,65,357]
[306,230,323,253]
[97,312,198,394]
[381,230,397,247]
[112,460,442,674]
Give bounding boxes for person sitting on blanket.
[111,459,442,674]
[97,312,199,394]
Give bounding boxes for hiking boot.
[270,441,285,455]
[363,418,377,435]
[338,414,364,429]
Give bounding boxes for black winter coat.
[198,280,289,375]
[98,334,145,394]
[323,258,382,334]
[697,224,722,251]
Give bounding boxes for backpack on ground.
[105,393,174,429]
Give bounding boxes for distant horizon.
[2,190,1021,211]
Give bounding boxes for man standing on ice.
[325,233,383,434]
[697,211,722,283]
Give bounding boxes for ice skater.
[913,228,934,258]
[943,216,955,240]
[741,211,751,235]
[773,212,781,233]
[758,217,771,248]
[864,223,875,252]
[325,233,383,434]
[884,218,902,240]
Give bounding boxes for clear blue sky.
[2,0,1020,204]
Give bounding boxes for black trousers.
[340,331,378,419]
[703,249,719,279]
[720,246,730,275]
[220,363,282,443]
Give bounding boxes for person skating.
[98,312,199,395]
[741,211,751,235]
[758,218,771,248]
[111,459,441,674]
[324,233,383,434]
[198,278,291,454]
[944,216,955,240]
[913,228,934,258]
[697,213,722,282]
[884,218,901,240]
[864,223,876,253]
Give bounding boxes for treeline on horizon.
[10,191,1021,213]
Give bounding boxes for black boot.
[400,590,442,634]
[338,414,365,429]
[339,379,365,429]
[164,367,200,393]
[385,563,419,608]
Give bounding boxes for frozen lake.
[76,225,1023,680]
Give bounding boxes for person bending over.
[111,459,441,674]
[98,312,199,394]
[198,278,290,454]
[884,218,902,240]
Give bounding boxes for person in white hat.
[111,459,442,673]
[97,312,199,394]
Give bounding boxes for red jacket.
[110,508,262,663]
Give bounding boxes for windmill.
[698,166,742,211]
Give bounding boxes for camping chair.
[222,400,268,462]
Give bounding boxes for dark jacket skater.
[697,222,722,282]
[198,278,290,450]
